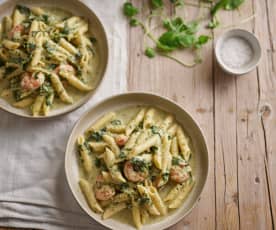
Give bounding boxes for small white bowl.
[215,29,261,75]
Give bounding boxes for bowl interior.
[0,0,108,118]
[215,29,261,75]
[65,93,209,230]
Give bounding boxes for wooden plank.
[255,0,276,227]
[213,9,240,228]
[234,0,273,229]
[128,1,216,229]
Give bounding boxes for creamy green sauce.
[0,6,101,112]
[79,105,195,227]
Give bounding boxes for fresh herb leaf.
[111,120,122,125]
[195,35,210,49]
[211,0,244,16]
[89,37,97,43]
[95,158,101,168]
[119,151,126,159]
[172,156,180,165]
[123,2,139,17]
[151,0,163,9]
[131,158,148,172]
[130,18,139,27]
[170,0,184,7]
[150,146,158,153]
[150,125,161,136]
[145,47,156,58]
[138,196,151,205]
[87,129,105,142]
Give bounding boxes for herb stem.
[160,53,197,67]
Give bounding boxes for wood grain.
[1,0,276,230]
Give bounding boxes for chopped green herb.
[119,151,127,159]
[16,5,31,15]
[138,196,151,205]
[123,2,139,17]
[111,120,122,125]
[172,156,180,165]
[150,146,158,153]
[95,158,101,168]
[150,125,161,136]
[162,172,170,181]
[131,158,149,172]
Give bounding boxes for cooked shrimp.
[94,184,115,201]
[8,25,24,39]
[21,72,45,91]
[123,160,148,182]
[170,165,189,183]
[54,64,75,75]
[115,134,128,147]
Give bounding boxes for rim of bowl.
[65,91,210,230]
[0,0,109,119]
[215,28,262,75]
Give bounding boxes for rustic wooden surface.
[1,0,276,230]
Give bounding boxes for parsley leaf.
[145,47,156,58]
[211,0,244,16]
[123,2,139,17]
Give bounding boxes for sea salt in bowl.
[215,29,261,75]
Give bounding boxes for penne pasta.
[87,112,116,132]
[126,108,146,136]
[102,203,127,220]
[79,179,103,213]
[76,106,194,229]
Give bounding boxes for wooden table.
[2,0,276,229]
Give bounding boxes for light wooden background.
[1,0,276,229]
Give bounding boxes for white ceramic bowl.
[0,0,108,119]
[215,29,261,75]
[65,92,209,230]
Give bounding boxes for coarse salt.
[220,36,253,69]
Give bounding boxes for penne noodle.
[79,179,103,213]
[87,112,116,132]
[102,134,120,157]
[126,108,146,136]
[102,203,127,220]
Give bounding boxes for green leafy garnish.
[151,0,163,9]
[123,2,139,17]
[145,47,156,58]
[211,0,244,16]
[130,18,139,27]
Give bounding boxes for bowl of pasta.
[0,0,108,118]
[65,92,209,230]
